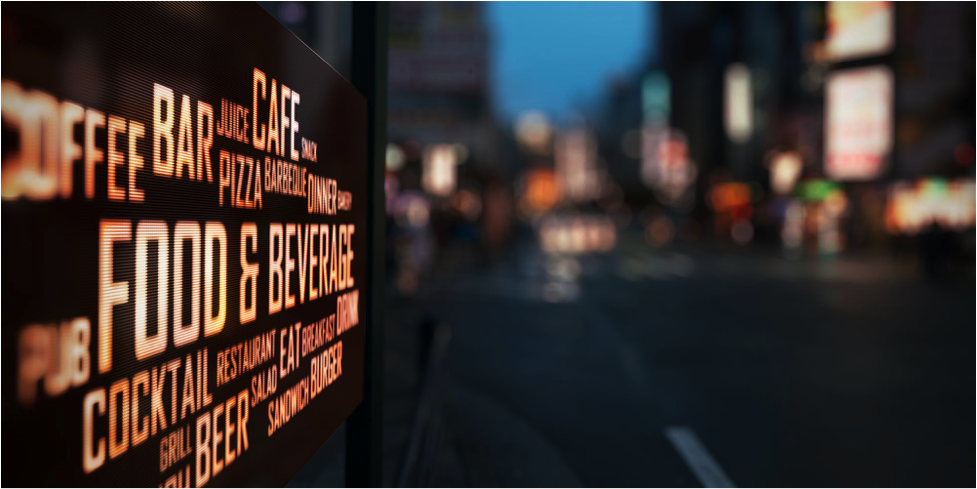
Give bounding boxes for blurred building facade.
[387,2,503,178]
[587,1,977,255]
[892,2,975,179]
[654,3,820,240]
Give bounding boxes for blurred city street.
[264,1,974,487]
[1,1,973,487]
[387,233,973,487]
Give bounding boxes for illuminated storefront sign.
[3,3,367,486]
[824,66,893,181]
[885,178,976,235]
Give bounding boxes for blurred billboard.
[824,66,893,181]
[826,1,894,61]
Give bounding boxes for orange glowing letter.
[98,220,130,374]
[135,221,169,361]
[252,68,267,152]
[153,84,175,176]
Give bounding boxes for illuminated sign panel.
[2,3,366,487]
[723,63,753,144]
[824,66,893,181]
[826,1,894,61]
[421,144,457,197]
[555,128,599,203]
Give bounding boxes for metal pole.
[347,2,388,487]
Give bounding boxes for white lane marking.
[665,426,736,488]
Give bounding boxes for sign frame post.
[346,2,388,487]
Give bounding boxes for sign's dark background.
[2,3,367,486]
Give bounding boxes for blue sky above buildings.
[487,2,652,123]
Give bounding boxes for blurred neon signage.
[796,179,842,202]
[522,168,560,213]
[825,66,893,181]
[724,64,753,144]
[642,128,697,206]
[422,144,458,197]
[768,151,803,195]
[885,178,976,235]
[555,128,599,202]
[710,183,753,218]
[826,1,894,61]
[642,71,670,126]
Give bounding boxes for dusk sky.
[487,2,652,123]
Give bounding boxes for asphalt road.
[407,236,974,487]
